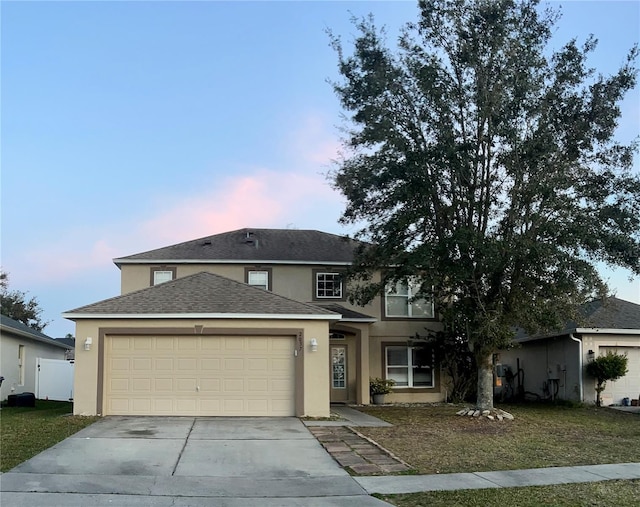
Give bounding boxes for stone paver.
[307,426,412,475]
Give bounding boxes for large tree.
[329,0,640,410]
[1,271,49,331]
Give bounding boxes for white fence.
[36,358,74,401]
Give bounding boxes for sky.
[1,1,639,338]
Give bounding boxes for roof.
[574,297,640,329]
[55,337,76,348]
[114,228,363,266]
[516,297,640,342]
[63,272,341,320]
[0,315,71,349]
[313,303,377,323]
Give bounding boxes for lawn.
[356,403,640,474]
[0,400,99,472]
[377,480,640,507]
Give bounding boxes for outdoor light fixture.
[84,337,93,351]
[310,338,318,352]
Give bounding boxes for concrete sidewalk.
[355,462,640,494]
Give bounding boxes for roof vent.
[202,239,212,246]
[245,231,255,244]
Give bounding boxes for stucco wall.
[0,333,68,401]
[72,318,330,417]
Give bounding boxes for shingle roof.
[313,303,377,322]
[0,315,71,349]
[573,297,640,329]
[516,297,640,341]
[114,228,363,265]
[63,272,341,319]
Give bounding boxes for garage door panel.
[105,335,295,416]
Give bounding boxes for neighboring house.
[55,337,76,360]
[63,228,444,417]
[498,297,640,406]
[0,315,71,401]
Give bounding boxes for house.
[55,337,76,360]
[497,297,640,406]
[0,315,71,401]
[63,228,444,417]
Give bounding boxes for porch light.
[310,338,318,352]
[84,337,93,351]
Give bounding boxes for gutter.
[569,333,584,402]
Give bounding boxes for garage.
[104,335,295,416]
[601,346,640,403]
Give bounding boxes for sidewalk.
[355,462,640,494]
[305,406,640,495]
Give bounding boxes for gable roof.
[114,228,363,266]
[516,297,640,342]
[574,297,640,329]
[0,315,71,349]
[63,272,341,320]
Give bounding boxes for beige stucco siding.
[72,318,330,417]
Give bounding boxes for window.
[385,345,434,388]
[316,272,343,299]
[331,347,346,389]
[245,268,272,290]
[247,270,269,290]
[385,279,434,318]
[150,266,176,286]
[153,270,174,285]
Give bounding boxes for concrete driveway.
[1,416,390,506]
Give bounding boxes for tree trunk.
[476,353,494,410]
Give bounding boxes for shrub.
[586,351,628,406]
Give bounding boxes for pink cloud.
[10,166,345,289]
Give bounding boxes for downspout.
[569,333,583,402]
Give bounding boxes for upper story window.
[316,272,343,299]
[247,270,269,290]
[152,268,175,286]
[386,345,434,388]
[385,279,434,318]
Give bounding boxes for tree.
[0,271,49,331]
[586,351,628,407]
[329,0,640,411]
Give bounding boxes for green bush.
[585,351,628,406]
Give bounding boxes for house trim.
[64,313,342,321]
[115,259,352,266]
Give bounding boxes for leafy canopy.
[1,271,49,332]
[329,0,639,348]
[329,0,639,408]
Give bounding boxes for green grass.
[356,403,640,474]
[0,400,99,472]
[376,480,640,506]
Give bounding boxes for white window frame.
[316,272,343,299]
[385,345,435,388]
[153,270,174,285]
[247,270,269,290]
[385,279,434,318]
[18,344,25,386]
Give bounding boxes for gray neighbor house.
[498,297,640,406]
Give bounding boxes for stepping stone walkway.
[308,426,413,475]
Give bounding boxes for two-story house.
[64,228,444,417]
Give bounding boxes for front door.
[330,346,348,403]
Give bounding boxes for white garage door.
[104,335,295,416]
[601,346,640,404]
